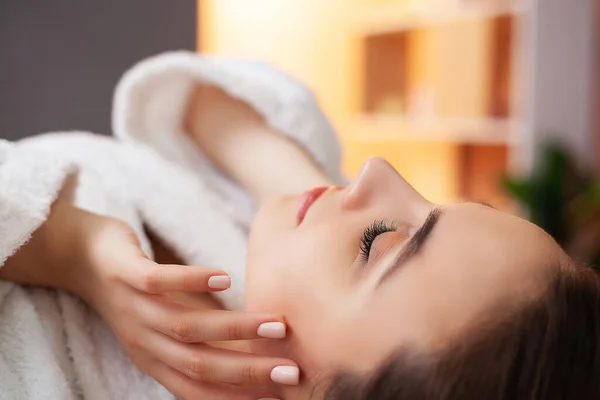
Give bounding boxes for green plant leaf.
[503,178,533,205]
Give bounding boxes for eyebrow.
[477,201,496,209]
[377,207,443,286]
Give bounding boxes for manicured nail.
[270,366,299,385]
[208,275,231,289]
[257,322,286,339]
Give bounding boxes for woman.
[1,52,599,400]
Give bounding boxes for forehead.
[408,204,558,332]
[365,204,561,352]
[434,203,559,278]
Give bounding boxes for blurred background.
[1,0,599,261]
[199,0,599,208]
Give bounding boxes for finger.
[149,334,300,387]
[152,363,278,400]
[124,259,231,294]
[142,302,287,342]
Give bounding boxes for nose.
[343,157,427,210]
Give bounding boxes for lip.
[297,186,329,225]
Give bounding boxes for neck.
[190,124,334,204]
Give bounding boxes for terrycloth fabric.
[0,52,343,399]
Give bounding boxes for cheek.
[245,221,340,313]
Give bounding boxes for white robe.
[0,52,344,400]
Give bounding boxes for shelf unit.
[343,0,528,207]
[340,0,598,203]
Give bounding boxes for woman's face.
[245,157,565,394]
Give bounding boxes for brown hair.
[324,262,600,400]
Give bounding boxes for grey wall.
[0,1,196,140]
[521,0,599,172]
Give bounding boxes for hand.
[2,191,298,399]
[77,218,299,400]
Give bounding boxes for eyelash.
[359,220,397,262]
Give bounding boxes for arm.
[185,85,334,203]
[1,177,96,295]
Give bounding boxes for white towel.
[0,52,343,399]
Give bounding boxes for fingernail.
[270,366,299,385]
[259,398,280,400]
[257,322,286,339]
[208,275,231,289]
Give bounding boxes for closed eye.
[359,220,397,263]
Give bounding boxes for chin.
[243,237,280,314]
[245,195,298,313]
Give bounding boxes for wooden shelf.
[348,0,527,35]
[346,114,522,145]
